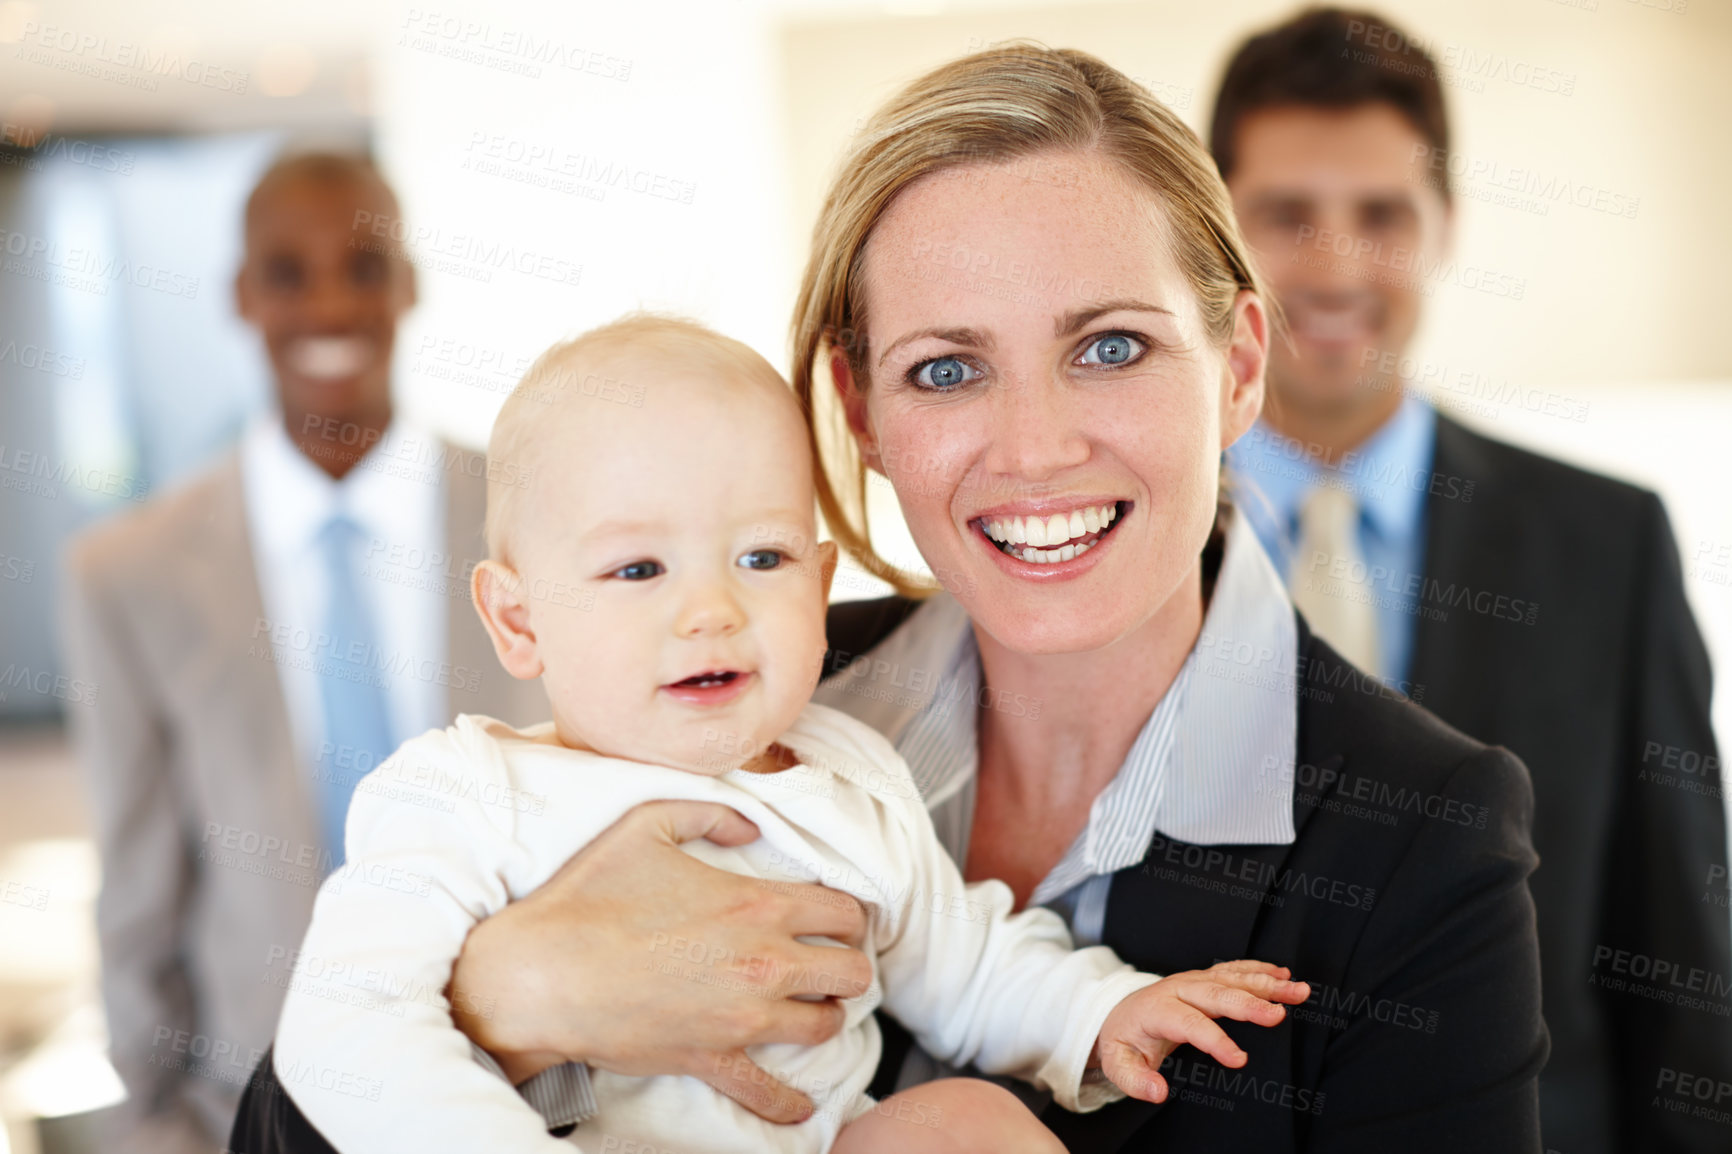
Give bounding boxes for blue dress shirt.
[1226,393,1439,688]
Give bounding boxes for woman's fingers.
[761,874,871,949]
[699,1048,817,1124]
[633,798,766,851]
[744,994,850,1049]
[774,939,874,1001]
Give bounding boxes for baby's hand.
[1092,960,1310,1104]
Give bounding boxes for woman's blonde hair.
[791,42,1267,598]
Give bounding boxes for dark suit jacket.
[231,595,1549,1153]
[1405,414,1730,1154]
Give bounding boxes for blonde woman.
[238,45,1546,1152]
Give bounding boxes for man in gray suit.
[60,153,544,1153]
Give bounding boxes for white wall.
[373,0,796,449]
[779,0,1732,388]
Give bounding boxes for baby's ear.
[471,560,543,680]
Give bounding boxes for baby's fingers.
[1224,971,1312,1005]
[1175,980,1288,1027]
[1099,1038,1175,1105]
[1210,959,1292,981]
[1155,1005,1249,1070]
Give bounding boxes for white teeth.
[1005,538,1095,565]
[979,503,1123,557]
[286,335,374,381]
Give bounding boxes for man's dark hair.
[1209,7,1451,198]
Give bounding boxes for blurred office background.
[0,0,1727,1149]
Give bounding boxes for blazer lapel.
[1408,415,1520,745]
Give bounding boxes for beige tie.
[1289,483,1383,678]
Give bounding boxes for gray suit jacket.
[60,441,545,1154]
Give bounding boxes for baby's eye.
[739,549,784,571]
[910,356,982,391]
[611,560,664,581]
[1076,333,1145,367]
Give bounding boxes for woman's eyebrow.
[877,326,991,367]
[1055,299,1176,338]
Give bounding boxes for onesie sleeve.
[273,719,577,1153]
[821,714,1158,1113]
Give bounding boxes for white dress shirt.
[240,415,449,793]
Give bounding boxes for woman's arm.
[448,799,874,1110]
[231,799,874,1152]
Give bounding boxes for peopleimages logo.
[0,227,200,298]
[13,21,250,93]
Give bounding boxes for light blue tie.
[314,513,397,869]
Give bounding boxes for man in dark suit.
[1216,9,1731,1152]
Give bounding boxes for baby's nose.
[674,585,747,637]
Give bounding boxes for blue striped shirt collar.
[814,508,1299,894]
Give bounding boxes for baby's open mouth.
[976,501,1130,565]
[661,669,754,707]
[669,670,741,689]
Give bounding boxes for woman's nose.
[673,582,747,639]
[979,371,1091,483]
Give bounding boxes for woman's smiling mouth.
[973,501,1130,565]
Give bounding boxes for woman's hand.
[447,799,873,1123]
[1091,960,1311,1103]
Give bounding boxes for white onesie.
[275,703,1158,1153]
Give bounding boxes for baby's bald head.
[485,315,813,567]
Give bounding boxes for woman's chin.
[962,589,1143,658]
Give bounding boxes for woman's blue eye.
[912,356,980,390]
[613,560,664,580]
[739,549,783,571]
[1077,333,1144,366]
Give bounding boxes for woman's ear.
[830,349,883,474]
[1220,290,1269,450]
[471,560,543,680]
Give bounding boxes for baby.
[273,315,1308,1153]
